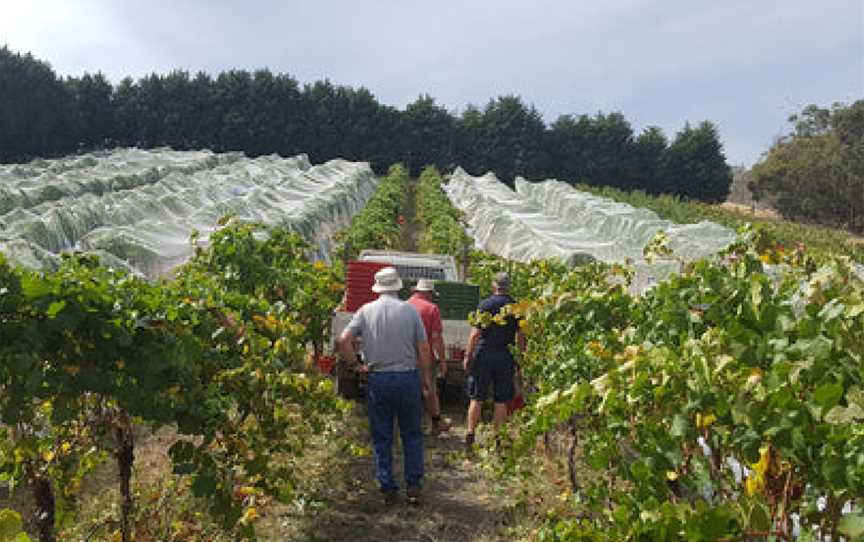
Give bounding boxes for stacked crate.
[346,262,480,320]
[435,281,480,320]
[344,260,388,311]
[397,280,479,321]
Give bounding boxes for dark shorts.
[467,351,515,403]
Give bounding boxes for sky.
[1,0,862,166]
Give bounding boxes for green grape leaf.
[0,509,27,542]
[813,383,844,410]
[838,513,864,540]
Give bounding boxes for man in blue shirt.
[338,267,432,505]
[461,272,525,449]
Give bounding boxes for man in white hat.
[338,267,432,506]
[407,278,451,436]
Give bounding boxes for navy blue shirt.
[475,294,519,353]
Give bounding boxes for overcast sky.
[1,0,862,166]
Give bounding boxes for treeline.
[751,100,864,234]
[1,46,731,202]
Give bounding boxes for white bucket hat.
[413,278,436,293]
[371,267,403,293]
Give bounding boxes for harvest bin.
[332,253,476,402]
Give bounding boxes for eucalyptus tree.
[752,101,864,232]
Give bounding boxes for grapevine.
[415,166,473,258]
[490,228,864,540]
[0,223,347,541]
[334,163,409,261]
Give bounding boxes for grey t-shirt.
[345,294,428,372]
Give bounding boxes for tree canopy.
[751,101,864,233]
[0,46,733,203]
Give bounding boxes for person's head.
[492,271,510,294]
[371,267,403,295]
[412,278,437,300]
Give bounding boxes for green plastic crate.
[397,279,479,321]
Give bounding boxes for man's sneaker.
[382,488,398,506]
[464,432,475,451]
[406,486,421,506]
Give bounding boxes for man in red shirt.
[407,279,451,436]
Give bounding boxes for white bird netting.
[0,148,378,276]
[444,168,737,292]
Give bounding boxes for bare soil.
[262,403,518,542]
[399,178,421,252]
[718,201,783,221]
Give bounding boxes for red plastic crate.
[345,261,389,311]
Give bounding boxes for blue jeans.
[367,370,424,491]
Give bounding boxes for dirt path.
[399,178,421,252]
[265,180,517,541]
[718,201,782,220]
[266,404,517,542]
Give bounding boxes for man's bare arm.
[462,327,481,371]
[417,339,433,388]
[417,340,432,369]
[338,329,357,364]
[429,330,447,374]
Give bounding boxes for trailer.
[331,251,478,402]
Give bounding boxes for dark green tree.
[544,114,587,183]
[112,76,144,147]
[212,70,254,152]
[0,46,77,162]
[630,126,668,193]
[454,104,486,176]
[159,70,200,149]
[340,86,388,164]
[65,72,114,149]
[580,112,636,189]
[401,95,454,176]
[136,73,171,147]
[364,104,403,174]
[300,80,345,164]
[0,45,735,199]
[542,112,644,189]
[660,121,731,202]
[185,71,218,150]
[469,95,546,185]
[244,69,303,157]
